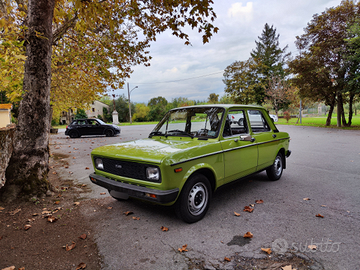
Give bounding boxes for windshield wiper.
[166,130,194,138]
[148,131,164,138]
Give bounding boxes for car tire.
[266,152,283,181]
[175,174,211,223]
[69,130,80,138]
[105,129,114,137]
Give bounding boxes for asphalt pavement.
[50,125,360,270]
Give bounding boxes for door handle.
[251,137,255,142]
[272,134,277,138]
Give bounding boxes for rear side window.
[247,110,270,132]
[223,110,248,137]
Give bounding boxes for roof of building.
[0,104,12,110]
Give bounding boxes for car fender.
[178,162,218,195]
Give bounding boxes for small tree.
[74,109,87,119]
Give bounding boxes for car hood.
[91,137,213,164]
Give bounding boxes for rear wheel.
[105,129,114,137]
[69,130,80,138]
[266,152,283,181]
[175,174,211,223]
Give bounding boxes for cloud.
[228,2,253,21]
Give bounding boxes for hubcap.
[187,183,208,216]
[274,156,282,176]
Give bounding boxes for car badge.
[115,164,122,169]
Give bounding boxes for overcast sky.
[111,0,343,104]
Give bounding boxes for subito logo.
[272,238,288,254]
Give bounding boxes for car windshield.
[150,107,224,138]
[97,119,106,125]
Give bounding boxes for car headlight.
[95,158,104,170]
[146,167,160,181]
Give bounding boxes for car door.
[220,109,258,184]
[87,119,104,135]
[247,109,279,171]
[75,119,87,135]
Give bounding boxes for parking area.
[50,125,360,270]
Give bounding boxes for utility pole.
[127,82,138,124]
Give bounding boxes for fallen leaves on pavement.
[243,232,253,238]
[261,247,272,254]
[161,226,169,232]
[124,211,133,216]
[224,257,231,262]
[316,214,324,218]
[24,224,32,231]
[234,211,241,217]
[76,263,87,270]
[178,244,188,252]
[255,199,264,204]
[65,241,76,251]
[308,245,317,250]
[79,234,87,240]
[9,208,21,216]
[243,206,254,213]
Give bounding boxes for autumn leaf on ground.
[234,211,241,217]
[52,171,57,175]
[79,233,87,240]
[1,266,15,270]
[224,257,231,262]
[255,199,264,204]
[308,245,317,250]
[107,207,113,210]
[261,247,272,254]
[161,226,169,232]
[65,241,76,251]
[132,217,140,220]
[303,198,310,201]
[178,244,188,252]
[124,211,133,216]
[243,206,254,213]
[282,265,294,270]
[64,165,69,168]
[85,167,90,170]
[9,208,21,215]
[76,262,87,270]
[249,203,255,207]
[74,202,80,206]
[47,216,57,223]
[24,224,32,230]
[100,192,106,195]
[243,232,253,238]
[0,207,4,211]
[316,214,324,218]
[54,201,60,205]
[73,157,76,159]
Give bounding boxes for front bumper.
[89,173,179,204]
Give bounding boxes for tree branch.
[52,13,78,45]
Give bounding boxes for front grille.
[99,157,161,182]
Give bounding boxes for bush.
[283,111,291,123]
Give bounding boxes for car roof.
[171,104,264,110]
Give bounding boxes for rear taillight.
[66,125,68,129]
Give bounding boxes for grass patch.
[277,115,360,130]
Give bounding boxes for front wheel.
[266,152,283,181]
[175,174,211,223]
[105,129,114,137]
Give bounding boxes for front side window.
[224,110,248,137]
[151,107,224,138]
[247,110,270,132]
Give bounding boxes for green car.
[89,105,291,223]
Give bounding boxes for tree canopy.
[289,0,360,126]
[223,23,289,105]
[0,0,219,200]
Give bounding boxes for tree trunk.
[346,92,354,127]
[1,0,55,202]
[326,103,334,126]
[336,91,342,127]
